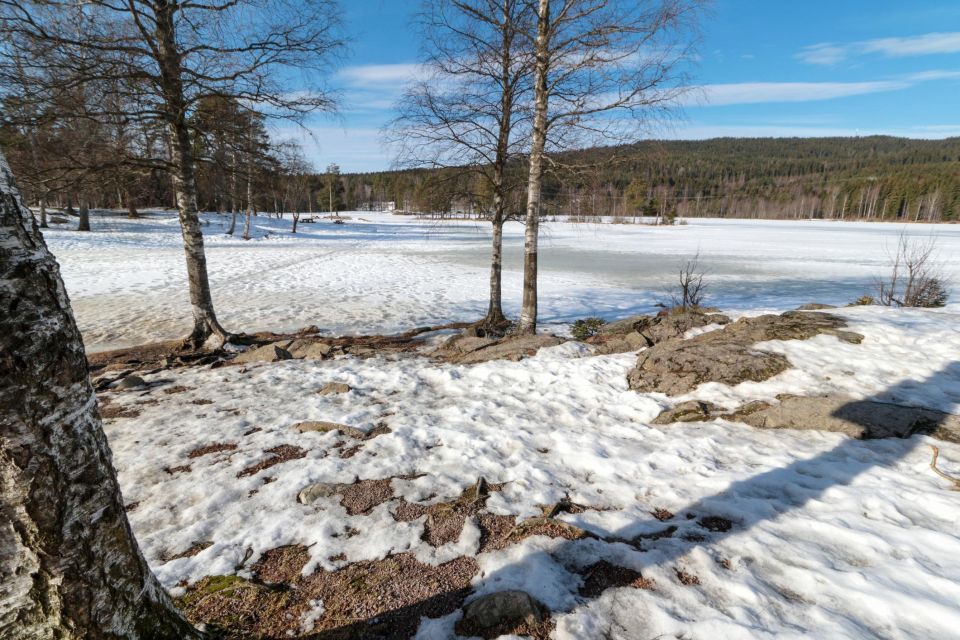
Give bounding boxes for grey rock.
[627,312,861,396]
[652,400,723,424]
[595,311,731,355]
[233,343,293,364]
[723,395,960,442]
[797,303,837,311]
[459,591,548,634]
[116,374,146,390]
[293,421,365,439]
[288,339,333,360]
[317,382,352,396]
[298,482,349,505]
[437,334,563,364]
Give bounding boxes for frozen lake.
[41,211,960,351]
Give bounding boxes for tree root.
[929,446,960,490]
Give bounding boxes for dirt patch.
[237,445,306,478]
[99,403,141,420]
[164,464,192,475]
[188,442,239,459]
[339,478,396,515]
[253,544,311,584]
[390,478,501,547]
[651,508,674,521]
[190,398,214,406]
[699,516,733,532]
[578,561,655,597]
[164,385,196,395]
[675,567,702,586]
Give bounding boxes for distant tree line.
[353,136,960,223]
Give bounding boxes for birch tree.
[0,152,199,638]
[0,0,343,347]
[390,0,533,334]
[517,0,705,334]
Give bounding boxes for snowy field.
[44,211,960,638]
[41,211,960,352]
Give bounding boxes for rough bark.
[77,201,90,232]
[0,153,199,639]
[243,170,254,240]
[155,3,231,348]
[518,0,550,335]
[39,198,47,228]
[226,208,237,236]
[125,192,139,219]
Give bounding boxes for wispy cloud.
[798,31,960,65]
[692,81,909,106]
[337,63,426,88]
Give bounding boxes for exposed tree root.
[929,446,960,490]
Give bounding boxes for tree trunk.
[39,197,47,228]
[156,3,231,348]
[518,0,550,336]
[226,208,237,236]
[126,192,139,219]
[243,171,254,240]
[77,201,90,232]
[0,154,200,639]
[291,212,299,234]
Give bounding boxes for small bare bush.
[669,252,708,310]
[571,317,606,340]
[877,234,949,308]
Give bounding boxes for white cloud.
[797,31,960,65]
[668,123,960,140]
[692,81,909,106]
[862,32,960,57]
[337,63,426,88]
[796,44,847,66]
[905,69,960,81]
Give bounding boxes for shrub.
[849,295,875,306]
[571,317,606,340]
[877,233,950,308]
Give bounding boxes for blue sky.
[290,0,960,172]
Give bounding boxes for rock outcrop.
[436,333,563,364]
[628,311,863,396]
[593,310,731,355]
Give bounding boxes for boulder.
[317,382,352,396]
[797,303,836,311]
[627,312,862,396]
[233,342,293,364]
[724,395,960,442]
[456,591,548,639]
[292,421,365,439]
[115,374,146,390]
[594,310,731,354]
[287,339,333,360]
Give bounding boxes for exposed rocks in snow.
[652,399,723,424]
[593,309,731,354]
[436,333,564,364]
[115,374,146,389]
[317,381,351,395]
[726,395,960,442]
[292,420,365,439]
[297,482,349,506]
[287,339,333,360]
[232,342,293,364]
[628,311,863,395]
[456,590,552,640]
[797,302,837,310]
[654,394,960,442]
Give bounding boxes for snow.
[44,211,960,637]
[40,210,960,352]
[98,305,960,639]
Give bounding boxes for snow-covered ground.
[41,211,960,352]
[99,306,960,639]
[46,211,960,637]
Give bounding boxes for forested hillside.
[353,137,960,222]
